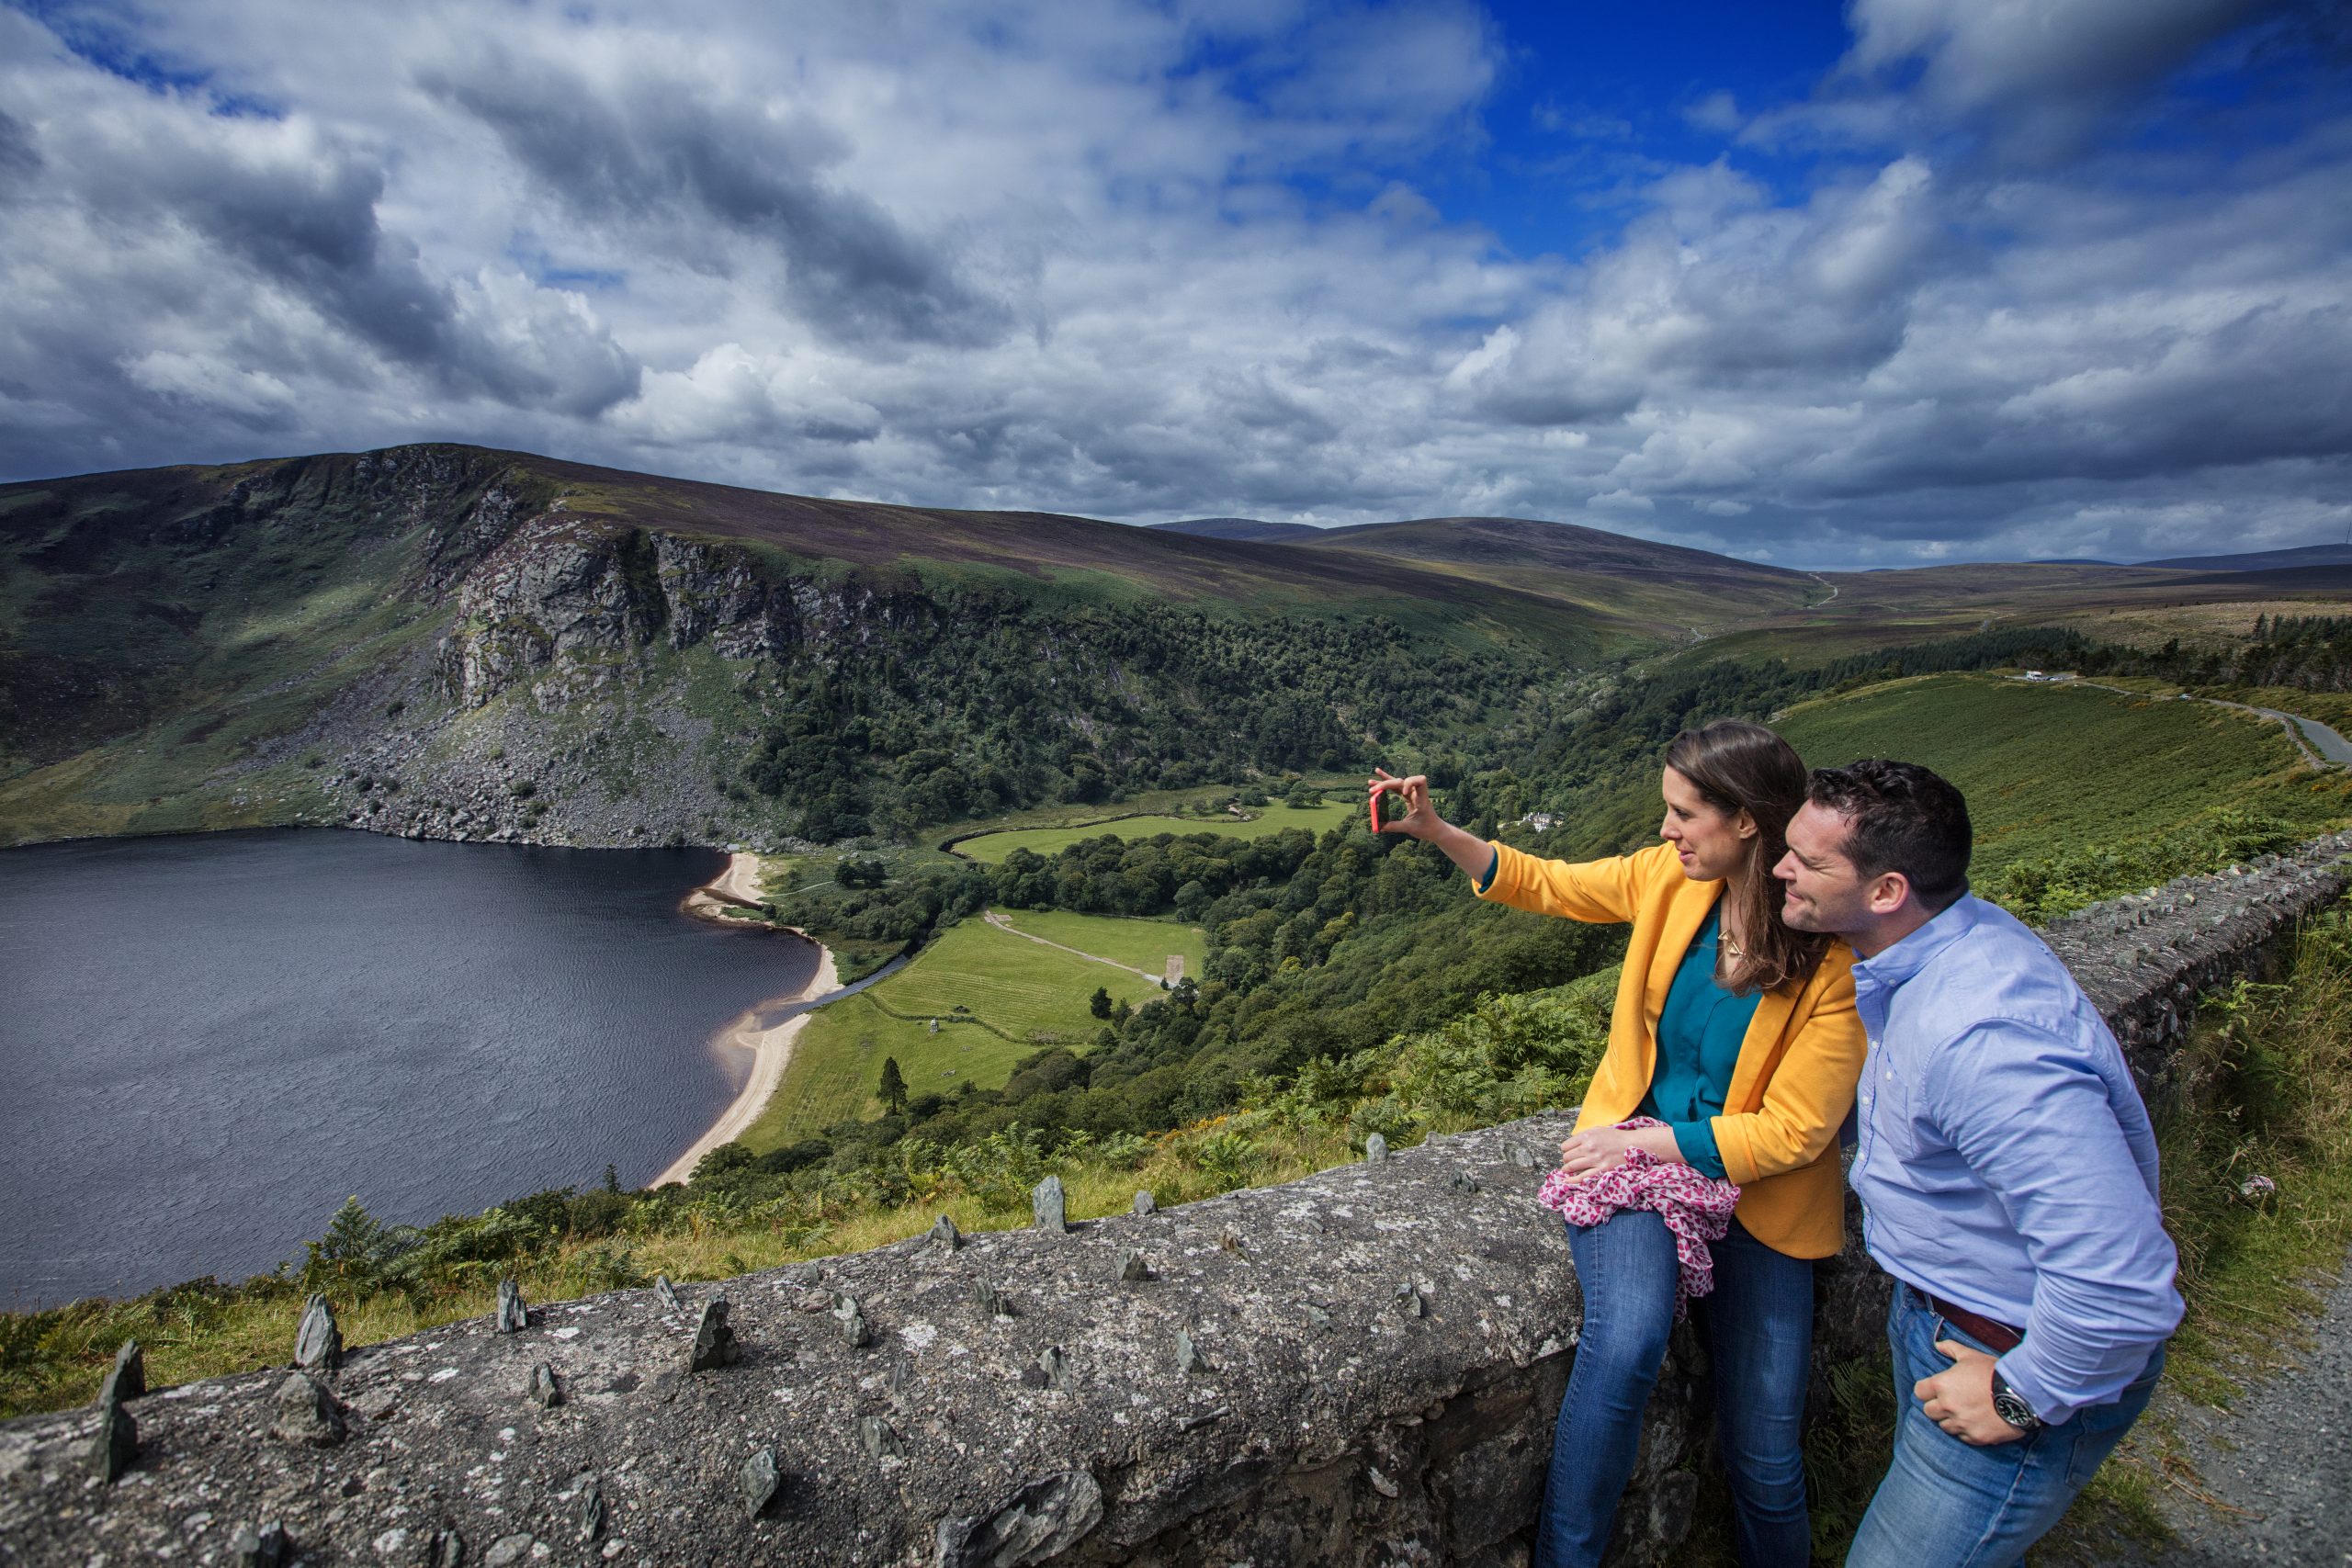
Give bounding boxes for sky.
[0,0,2346,567]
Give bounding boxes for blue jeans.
[1847,1286,2163,1568]
[1537,1211,1815,1568]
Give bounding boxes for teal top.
[1637,905,1758,1180]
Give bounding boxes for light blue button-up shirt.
[1849,894,2183,1425]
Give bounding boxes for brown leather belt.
[1908,1285,2023,1352]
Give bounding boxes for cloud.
[415,51,1010,349]
[0,0,2344,569]
[1845,0,2264,115]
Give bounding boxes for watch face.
[1993,1382,2040,1429]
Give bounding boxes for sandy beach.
[656,854,842,1187]
[682,850,770,919]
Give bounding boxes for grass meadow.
[747,912,1184,1146]
[991,908,1207,977]
[1777,673,2346,869]
[951,798,1354,863]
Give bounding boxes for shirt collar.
[1853,892,1984,991]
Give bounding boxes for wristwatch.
[1991,1374,2043,1433]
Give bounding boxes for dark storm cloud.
[418,53,1011,349]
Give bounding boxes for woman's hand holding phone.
[1366,768,1432,836]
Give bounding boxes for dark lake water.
[0,829,820,1309]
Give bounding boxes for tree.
[1089,986,1114,1019]
[878,1055,909,1115]
[309,1195,387,1290]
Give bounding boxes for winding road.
[2011,677,2352,770]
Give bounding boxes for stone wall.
[6,836,2348,1568]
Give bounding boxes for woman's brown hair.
[1663,718,1831,995]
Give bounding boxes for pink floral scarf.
[1537,1116,1743,1319]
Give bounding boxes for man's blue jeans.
[1847,1284,2163,1568]
[1537,1211,1815,1568]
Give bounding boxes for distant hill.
[1298,514,1820,632]
[2138,544,2352,572]
[2,446,1817,850]
[1147,517,1321,543]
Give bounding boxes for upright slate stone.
[1175,1330,1211,1375]
[428,1529,465,1567]
[574,1474,605,1542]
[1132,1190,1157,1215]
[929,1213,962,1253]
[270,1371,345,1447]
[229,1521,289,1567]
[293,1293,341,1371]
[859,1415,901,1459]
[1116,1249,1152,1283]
[654,1274,684,1311]
[90,1388,136,1482]
[106,1338,146,1402]
[494,1278,527,1333]
[970,1280,1012,1319]
[741,1449,781,1520]
[526,1361,561,1407]
[689,1297,740,1371]
[832,1292,872,1348]
[1364,1133,1389,1165]
[1032,1174,1068,1233]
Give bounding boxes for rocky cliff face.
[27,445,985,852]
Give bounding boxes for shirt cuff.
[1994,1347,2135,1429]
[1669,1118,1727,1180]
[1473,846,1498,895]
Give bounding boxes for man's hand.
[1916,1341,2030,1445]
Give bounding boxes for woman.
[1370,720,1865,1568]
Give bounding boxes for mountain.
[1298,514,1822,634]
[4,446,1812,850]
[2137,544,2352,572]
[1146,517,1322,542]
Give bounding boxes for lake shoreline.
[656,854,841,1186]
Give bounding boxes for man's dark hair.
[1805,759,1972,911]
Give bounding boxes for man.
[1774,759,2182,1566]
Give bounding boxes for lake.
[0,829,820,1309]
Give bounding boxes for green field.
[1778,673,2343,869]
[993,908,1207,977]
[747,912,1183,1147]
[954,799,1355,863]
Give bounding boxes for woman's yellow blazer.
[1477,839,1867,1258]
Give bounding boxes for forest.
[727,594,1552,841]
